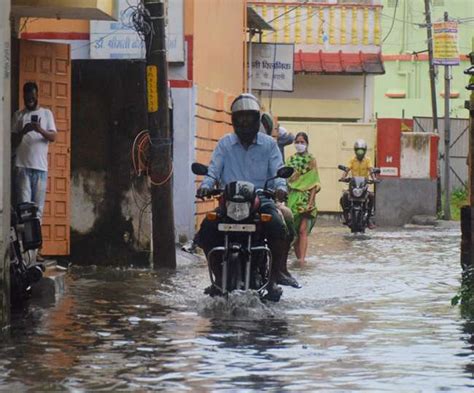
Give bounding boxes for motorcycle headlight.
[226,202,251,221]
[352,188,364,198]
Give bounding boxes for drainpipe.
[248,30,255,93]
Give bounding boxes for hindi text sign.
[433,21,460,66]
[251,43,294,92]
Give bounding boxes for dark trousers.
[197,198,289,283]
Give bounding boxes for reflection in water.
[0,227,472,391]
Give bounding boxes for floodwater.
[1,226,473,392]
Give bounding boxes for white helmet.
[231,93,261,144]
[354,139,367,160]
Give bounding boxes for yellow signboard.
[433,21,460,66]
[146,65,159,113]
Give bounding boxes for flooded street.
[1,225,473,391]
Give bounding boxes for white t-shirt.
[12,107,57,171]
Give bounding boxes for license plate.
[218,223,256,232]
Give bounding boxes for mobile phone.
[31,115,38,123]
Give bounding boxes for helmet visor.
[355,148,366,157]
[232,111,260,129]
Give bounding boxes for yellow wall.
[192,0,246,94]
[282,121,376,212]
[269,98,363,120]
[189,0,247,226]
[261,74,366,121]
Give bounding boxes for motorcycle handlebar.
[195,189,223,200]
[338,178,381,184]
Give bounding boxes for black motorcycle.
[338,165,380,234]
[192,163,293,301]
[9,202,45,306]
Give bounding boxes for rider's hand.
[196,187,211,199]
[275,188,288,202]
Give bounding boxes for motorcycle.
[192,163,294,301]
[338,165,381,234]
[9,202,45,306]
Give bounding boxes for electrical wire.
[72,0,152,53]
[265,1,310,24]
[262,3,323,38]
[382,0,399,43]
[380,12,423,27]
[122,0,153,40]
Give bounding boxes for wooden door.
[19,40,71,255]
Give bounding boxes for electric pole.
[443,11,451,220]
[424,0,439,132]
[144,0,177,269]
[424,0,442,214]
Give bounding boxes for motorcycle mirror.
[372,168,381,175]
[191,162,209,176]
[276,166,294,179]
[338,164,348,172]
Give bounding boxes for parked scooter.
[338,165,381,233]
[9,202,45,306]
[192,163,294,301]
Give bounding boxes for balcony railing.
[249,1,383,52]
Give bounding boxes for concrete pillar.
[0,1,11,330]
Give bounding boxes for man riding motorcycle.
[196,93,299,300]
[340,139,377,229]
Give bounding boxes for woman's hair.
[295,131,309,145]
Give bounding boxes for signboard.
[380,167,399,177]
[250,43,294,92]
[146,66,158,112]
[433,21,460,66]
[90,0,184,62]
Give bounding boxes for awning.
[247,6,274,32]
[294,50,385,75]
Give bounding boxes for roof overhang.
[247,6,274,32]
[11,0,116,21]
[294,50,385,75]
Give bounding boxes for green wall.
[375,0,473,121]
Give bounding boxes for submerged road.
[1,225,472,391]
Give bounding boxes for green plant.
[452,267,474,318]
[450,187,468,221]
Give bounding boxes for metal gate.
[413,116,469,191]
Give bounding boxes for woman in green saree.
[286,132,321,265]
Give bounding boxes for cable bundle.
[122,1,154,40]
[131,130,173,186]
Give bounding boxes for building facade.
[375,0,473,120]
[249,0,384,212]
[13,0,247,262]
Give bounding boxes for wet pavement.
[1,225,473,392]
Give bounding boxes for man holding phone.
[11,82,57,260]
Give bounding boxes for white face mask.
[295,143,307,153]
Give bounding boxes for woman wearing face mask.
[286,132,321,265]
